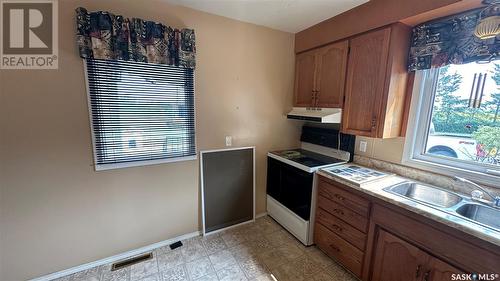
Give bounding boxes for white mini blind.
[85,59,196,170]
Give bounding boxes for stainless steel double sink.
[383,181,500,231]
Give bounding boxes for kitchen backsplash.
[354,155,499,196]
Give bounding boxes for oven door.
[266,156,313,220]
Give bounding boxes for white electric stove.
[266,126,355,245]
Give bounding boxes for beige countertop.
[316,168,500,247]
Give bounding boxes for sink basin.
[384,182,462,208]
[456,204,500,230]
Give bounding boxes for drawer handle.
[334,194,345,201]
[329,245,340,252]
[333,209,344,215]
[332,224,343,232]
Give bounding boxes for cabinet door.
[294,50,316,107]
[315,40,348,108]
[425,257,463,281]
[342,27,391,137]
[371,229,429,281]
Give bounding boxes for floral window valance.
[408,7,498,71]
[75,7,196,69]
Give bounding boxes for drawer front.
[318,178,370,216]
[315,223,364,277]
[317,195,368,233]
[316,207,367,250]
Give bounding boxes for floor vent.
[111,252,153,271]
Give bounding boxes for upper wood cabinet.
[315,41,348,107]
[294,51,316,107]
[342,23,410,138]
[294,41,348,108]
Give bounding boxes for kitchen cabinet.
[314,177,371,278]
[342,23,410,138]
[294,51,316,107]
[425,257,464,281]
[365,203,500,279]
[294,41,348,108]
[371,229,464,281]
[314,175,500,281]
[371,230,462,281]
[315,223,364,276]
[371,229,429,281]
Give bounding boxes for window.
[404,61,500,187]
[84,59,196,170]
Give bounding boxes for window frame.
[403,68,500,188]
[83,59,197,171]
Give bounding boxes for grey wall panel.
[201,147,254,234]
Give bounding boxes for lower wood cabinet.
[371,229,463,281]
[314,175,500,281]
[315,223,364,277]
[425,257,464,281]
[315,176,370,278]
[371,229,428,281]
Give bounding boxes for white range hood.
[287,107,342,123]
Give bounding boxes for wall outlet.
[225,136,232,147]
[359,141,368,152]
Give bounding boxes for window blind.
[85,58,196,170]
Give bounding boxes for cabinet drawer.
[316,207,367,250]
[318,178,370,216]
[315,223,364,277]
[318,195,368,233]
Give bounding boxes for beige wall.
[0,1,301,280]
[354,137,406,164]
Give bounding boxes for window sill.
[94,155,197,171]
[401,157,500,189]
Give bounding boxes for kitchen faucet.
[454,176,500,208]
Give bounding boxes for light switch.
[225,136,232,147]
[359,141,367,152]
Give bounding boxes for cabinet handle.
[415,265,421,278]
[371,117,377,128]
[334,194,345,201]
[311,91,316,107]
[333,209,344,215]
[423,270,431,281]
[332,224,343,232]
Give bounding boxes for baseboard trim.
[256,212,268,218]
[204,212,268,236]
[30,230,201,281]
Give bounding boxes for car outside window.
[404,61,500,186]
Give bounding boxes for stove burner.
[281,150,301,159]
[270,149,347,168]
